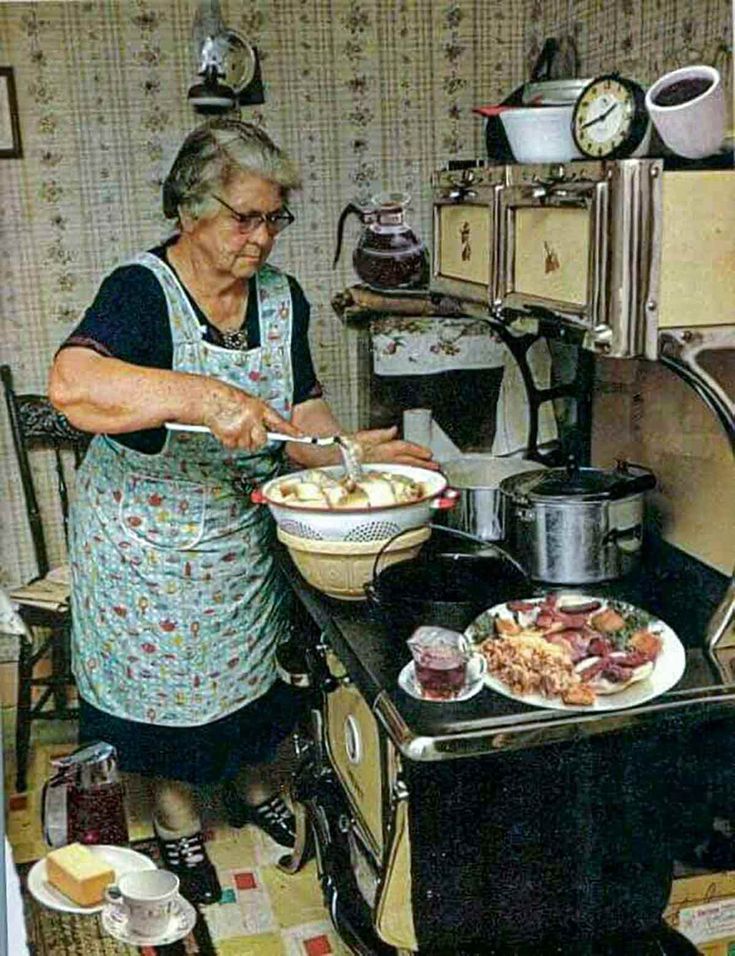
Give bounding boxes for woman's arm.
[49,347,300,450]
[287,398,438,469]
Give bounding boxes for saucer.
[101,893,196,946]
[398,655,485,702]
[27,845,156,915]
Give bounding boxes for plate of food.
[465,593,686,711]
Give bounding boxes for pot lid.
[500,466,635,501]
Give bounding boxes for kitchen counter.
[282,534,733,760]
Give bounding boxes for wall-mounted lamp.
[188,0,264,114]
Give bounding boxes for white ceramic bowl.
[257,463,448,542]
[500,105,582,164]
[645,65,725,159]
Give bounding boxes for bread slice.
[592,660,654,695]
[46,843,114,906]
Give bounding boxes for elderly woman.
[49,118,434,904]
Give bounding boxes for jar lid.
[500,466,626,502]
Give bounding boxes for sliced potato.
[270,468,424,510]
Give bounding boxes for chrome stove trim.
[373,687,735,761]
[706,571,735,684]
[433,159,668,358]
[658,325,735,451]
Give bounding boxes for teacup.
[105,868,179,939]
[408,625,484,700]
[645,65,725,159]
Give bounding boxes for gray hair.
[162,118,302,221]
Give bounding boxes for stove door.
[497,160,663,359]
[497,165,608,331]
[374,796,418,952]
[431,167,504,304]
[323,650,390,859]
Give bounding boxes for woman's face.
[185,171,285,280]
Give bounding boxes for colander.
[252,464,452,542]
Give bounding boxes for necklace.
[220,328,249,350]
[167,244,249,349]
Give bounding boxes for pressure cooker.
[499,461,656,584]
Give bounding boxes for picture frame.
[0,67,22,159]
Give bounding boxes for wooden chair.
[1,364,90,792]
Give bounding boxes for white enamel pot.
[252,464,452,543]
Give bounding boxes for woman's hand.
[202,382,302,450]
[355,426,439,470]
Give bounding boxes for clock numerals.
[572,74,647,160]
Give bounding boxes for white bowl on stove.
[501,105,582,164]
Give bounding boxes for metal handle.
[369,526,429,590]
[430,488,460,511]
[589,179,609,332]
[429,524,530,580]
[706,571,735,654]
[165,422,335,446]
[447,186,478,202]
[333,201,364,269]
[603,525,643,553]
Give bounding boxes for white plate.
[465,595,686,712]
[398,655,486,702]
[27,845,157,915]
[102,892,196,946]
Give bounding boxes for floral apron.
[70,254,294,726]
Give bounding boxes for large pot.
[365,528,529,638]
[499,462,656,584]
[442,454,543,542]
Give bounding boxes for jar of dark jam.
[334,192,429,291]
[42,741,129,847]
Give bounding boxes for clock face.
[573,76,643,158]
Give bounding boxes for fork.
[164,421,340,446]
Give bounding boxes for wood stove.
[278,536,732,954]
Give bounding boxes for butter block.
[45,843,114,906]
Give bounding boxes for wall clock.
[572,74,649,159]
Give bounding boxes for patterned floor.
[4,714,350,955]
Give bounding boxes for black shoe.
[222,786,296,848]
[155,830,221,905]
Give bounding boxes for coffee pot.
[42,741,129,847]
[333,191,429,291]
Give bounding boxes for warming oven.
[431,160,735,361]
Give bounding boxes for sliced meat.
[556,600,602,615]
[588,636,614,658]
[552,609,593,629]
[608,650,651,669]
[590,608,626,633]
[507,600,538,613]
[629,630,663,661]
[577,658,609,683]
[599,662,635,683]
[536,610,557,629]
[546,629,593,663]
[544,633,577,660]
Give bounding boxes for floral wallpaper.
[0,0,731,587]
[526,0,732,117]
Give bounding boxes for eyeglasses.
[213,195,295,235]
